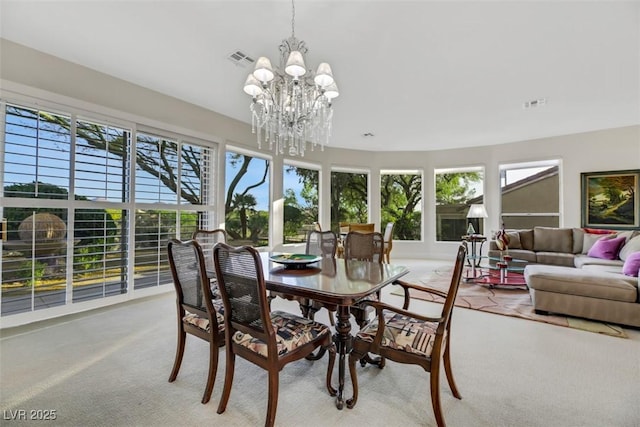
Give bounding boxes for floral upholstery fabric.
[183,298,225,333]
[356,310,439,357]
[232,310,330,358]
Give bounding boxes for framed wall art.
[581,169,640,230]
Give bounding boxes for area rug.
[393,266,627,338]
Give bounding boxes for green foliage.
[330,172,368,230]
[435,172,481,204]
[15,260,47,286]
[380,174,422,240]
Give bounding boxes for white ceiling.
[1,0,639,152]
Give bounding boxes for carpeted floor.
[395,266,628,338]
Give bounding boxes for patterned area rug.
[394,266,627,338]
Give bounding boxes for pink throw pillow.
[587,235,626,260]
[622,252,640,277]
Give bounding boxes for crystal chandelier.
[242,0,339,157]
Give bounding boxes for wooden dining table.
[258,252,409,409]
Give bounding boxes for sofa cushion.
[505,231,521,249]
[533,227,573,253]
[519,229,534,251]
[572,228,584,254]
[524,265,637,303]
[574,254,624,269]
[622,252,640,277]
[620,234,640,261]
[587,235,626,260]
[535,252,575,267]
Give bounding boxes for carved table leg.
[329,305,352,410]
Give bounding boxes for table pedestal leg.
[329,305,352,410]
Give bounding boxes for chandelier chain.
[291,0,295,38]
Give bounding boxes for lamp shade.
[285,50,307,77]
[323,82,339,100]
[244,74,262,97]
[253,57,274,82]
[243,74,263,97]
[467,204,488,218]
[314,62,334,87]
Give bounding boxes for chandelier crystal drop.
[243,0,338,157]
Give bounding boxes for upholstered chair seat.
[231,310,332,358]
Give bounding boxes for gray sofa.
[488,227,640,327]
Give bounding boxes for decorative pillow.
[582,232,615,254]
[583,228,617,235]
[620,234,640,261]
[587,235,626,260]
[622,252,640,277]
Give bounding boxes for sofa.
[487,227,640,327]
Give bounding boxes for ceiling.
[1,1,639,152]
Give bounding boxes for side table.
[461,234,487,268]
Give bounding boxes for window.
[224,150,270,247]
[330,170,368,232]
[380,170,422,240]
[435,167,484,241]
[500,161,560,229]
[3,105,71,197]
[1,102,217,317]
[283,163,319,243]
[133,132,213,290]
[76,119,130,203]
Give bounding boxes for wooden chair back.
[306,230,338,258]
[349,223,375,233]
[167,239,224,404]
[382,222,395,263]
[344,231,384,264]
[192,229,227,272]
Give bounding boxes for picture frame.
[581,169,640,230]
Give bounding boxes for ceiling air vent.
[227,50,255,68]
[523,98,547,109]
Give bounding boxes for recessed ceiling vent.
[523,98,547,109]
[227,50,255,68]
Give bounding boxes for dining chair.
[346,245,467,427]
[305,230,339,326]
[382,222,395,263]
[337,222,350,258]
[348,223,375,233]
[192,228,227,273]
[213,243,336,427]
[167,239,225,404]
[343,231,385,328]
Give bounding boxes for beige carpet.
[395,266,628,338]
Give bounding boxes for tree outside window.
[224,151,270,247]
[330,171,368,232]
[380,171,422,240]
[283,164,319,243]
[435,169,484,241]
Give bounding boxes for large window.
[224,150,270,247]
[330,170,368,232]
[1,102,216,317]
[500,161,560,229]
[435,167,484,241]
[380,170,422,240]
[283,163,319,243]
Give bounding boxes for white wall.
[2,38,639,262]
